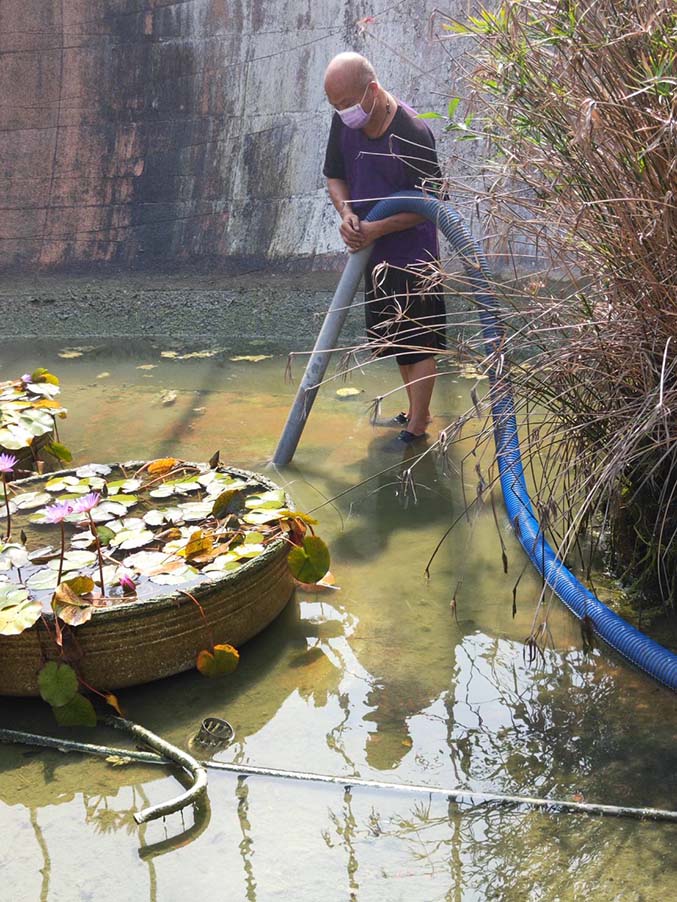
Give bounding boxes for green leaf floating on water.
[287,536,330,584]
[38,661,78,707]
[53,693,97,727]
[0,584,42,635]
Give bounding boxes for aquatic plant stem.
[57,521,65,585]
[87,512,106,595]
[2,474,11,539]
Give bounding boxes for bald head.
[324,52,379,109]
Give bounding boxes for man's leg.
[400,356,436,435]
[398,363,413,419]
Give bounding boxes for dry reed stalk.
[427,1,676,608]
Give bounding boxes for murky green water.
[1,339,675,901]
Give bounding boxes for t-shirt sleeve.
[397,117,442,192]
[322,112,346,180]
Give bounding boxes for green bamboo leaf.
[44,441,72,463]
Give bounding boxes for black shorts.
[364,263,447,366]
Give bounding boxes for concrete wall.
[0,0,482,273]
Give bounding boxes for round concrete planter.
[0,463,295,696]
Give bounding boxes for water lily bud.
[119,573,137,596]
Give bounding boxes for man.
[322,52,446,444]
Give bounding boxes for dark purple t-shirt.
[323,104,442,267]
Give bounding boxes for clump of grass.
[434,2,677,608]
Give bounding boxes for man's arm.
[327,177,364,250]
[351,212,426,250]
[328,178,426,251]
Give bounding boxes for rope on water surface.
[3,725,677,824]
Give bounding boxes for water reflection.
[236,777,257,902]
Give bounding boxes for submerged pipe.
[3,727,676,823]
[273,190,677,691]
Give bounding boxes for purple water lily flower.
[43,500,74,524]
[21,374,31,384]
[0,454,17,474]
[72,492,101,514]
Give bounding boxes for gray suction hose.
[272,245,371,465]
[273,190,677,691]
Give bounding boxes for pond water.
[1,338,675,901]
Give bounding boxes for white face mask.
[336,83,376,129]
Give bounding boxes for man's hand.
[343,219,383,253]
[339,211,363,250]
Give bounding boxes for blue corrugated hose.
[365,191,677,691]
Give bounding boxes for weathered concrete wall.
[0,1,481,273]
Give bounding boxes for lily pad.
[236,543,265,559]
[196,643,240,677]
[149,565,198,585]
[143,509,166,527]
[230,355,272,363]
[13,491,53,511]
[335,387,362,398]
[178,501,214,522]
[75,464,112,478]
[89,501,129,523]
[287,536,330,584]
[243,508,285,526]
[149,485,175,499]
[110,528,155,550]
[38,661,78,707]
[244,490,285,510]
[53,693,97,727]
[107,479,142,495]
[0,585,42,635]
[26,569,61,591]
[51,550,97,569]
[122,550,182,575]
[0,543,29,570]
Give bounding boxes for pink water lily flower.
[43,501,74,524]
[72,492,101,514]
[0,454,17,474]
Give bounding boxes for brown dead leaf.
[148,458,180,475]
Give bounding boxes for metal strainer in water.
[193,717,234,750]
